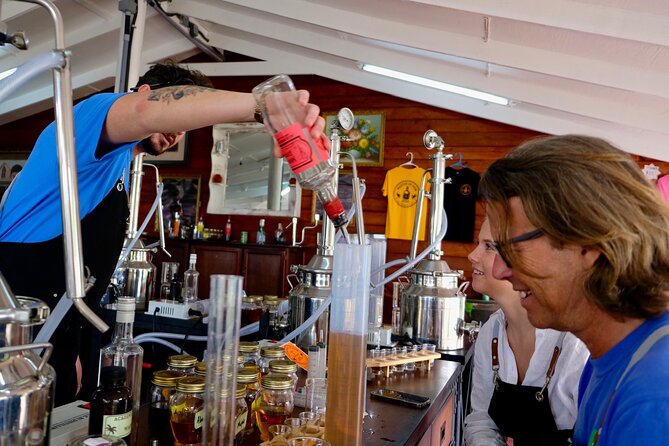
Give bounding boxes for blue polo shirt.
[0,93,137,242]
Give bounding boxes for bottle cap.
[151,370,186,387]
[259,218,265,226]
[189,253,197,263]
[116,296,136,313]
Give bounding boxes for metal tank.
[0,275,55,445]
[399,130,469,350]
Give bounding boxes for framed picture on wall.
[0,152,28,197]
[158,176,201,235]
[323,110,385,167]
[144,132,190,164]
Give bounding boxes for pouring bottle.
[253,74,348,228]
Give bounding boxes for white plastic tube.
[135,337,190,356]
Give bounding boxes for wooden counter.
[137,359,461,446]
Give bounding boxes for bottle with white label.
[89,366,133,444]
[183,253,200,304]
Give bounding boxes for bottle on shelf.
[196,217,204,240]
[98,297,143,442]
[274,223,285,244]
[89,365,133,444]
[256,219,266,245]
[169,271,182,302]
[183,253,200,304]
[225,217,232,241]
[253,74,348,228]
[171,211,181,238]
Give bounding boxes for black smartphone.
[370,388,431,409]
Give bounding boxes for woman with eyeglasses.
[464,219,589,446]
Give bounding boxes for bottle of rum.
[89,365,133,444]
[257,219,266,245]
[183,253,200,304]
[225,217,232,242]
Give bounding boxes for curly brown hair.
[135,59,213,89]
[480,134,669,319]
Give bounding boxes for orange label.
[282,342,309,371]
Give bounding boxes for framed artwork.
[311,173,356,226]
[159,176,201,233]
[0,152,28,197]
[144,132,189,164]
[324,110,385,167]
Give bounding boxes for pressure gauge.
[337,107,354,131]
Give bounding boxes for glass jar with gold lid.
[239,341,261,367]
[169,376,206,445]
[234,384,249,445]
[149,370,186,444]
[258,346,286,378]
[267,359,299,392]
[237,366,261,434]
[194,361,207,377]
[254,375,294,441]
[167,354,198,376]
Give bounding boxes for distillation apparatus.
[0,0,108,443]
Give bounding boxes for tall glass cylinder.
[368,235,387,341]
[202,275,243,445]
[324,243,371,445]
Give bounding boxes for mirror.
[206,123,301,217]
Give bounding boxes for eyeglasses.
[129,82,172,92]
[492,228,544,268]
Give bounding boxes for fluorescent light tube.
[360,63,509,106]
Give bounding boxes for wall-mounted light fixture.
[359,63,510,106]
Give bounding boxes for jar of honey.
[254,375,294,441]
[149,370,186,445]
[234,384,249,445]
[237,367,261,434]
[268,359,299,393]
[169,376,206,445]
[239,341,261,367]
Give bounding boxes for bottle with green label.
[89,366,133,444]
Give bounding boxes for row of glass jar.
[149,353,300,445]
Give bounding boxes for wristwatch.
[253,104,264,123]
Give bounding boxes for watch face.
[337,107,354,131]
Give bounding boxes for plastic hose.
[135,337,191,356]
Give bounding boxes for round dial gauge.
[337,107,354,131]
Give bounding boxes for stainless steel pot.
[117,247,156,311]
[399,259,468,350]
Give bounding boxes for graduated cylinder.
[324,243,371,446]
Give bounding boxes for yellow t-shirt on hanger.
[382,166,431,240]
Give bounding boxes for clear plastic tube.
[135,337,190,355]
[325,243,371,445]
[202,275,243,445]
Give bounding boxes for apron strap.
[492,320,501,387]
[589,324,669,446]
[535,331,567,402]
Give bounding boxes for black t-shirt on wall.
[443,166,480,243]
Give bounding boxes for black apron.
[0,177,128,406]
[487,321,573,446]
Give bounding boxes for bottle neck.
[113,311,135,341]
[189,261,197,270]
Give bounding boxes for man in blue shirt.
[0,61,326,405]
[478,135,669,446]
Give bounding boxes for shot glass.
[269,424,292,439]
[299,411,318,423]
[288,438,331,446]
[285,417,305,429]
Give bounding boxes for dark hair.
[480,134,669,319]
[135,59,213,89]
[10,164,22,175]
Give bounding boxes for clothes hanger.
[400,151,417,168]
[450,152,466,169]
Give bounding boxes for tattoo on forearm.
[147,85,213,103]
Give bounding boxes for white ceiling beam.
[204,0,669,98]
[407,0,669,46]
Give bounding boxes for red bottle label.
[275,123,329,174]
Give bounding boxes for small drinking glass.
[369,349,383,376]
[288,438,331,446]
[285,417,305,428]
[269,424,292,439]
[299,411,318,423]
[423,343,437,366]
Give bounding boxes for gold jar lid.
[263,295,278,301]
[269,359,297,374]
[260,346,286,358]
[194,361,207,376]
[151,370,186,387]
[236,383,247,398]
[237,367,259,384]
[261,375,293,390]
[175,376,206,393]
[168,354,198,367]
[242,296,255,303]
[239,341,260,353]
[249,295,263,302]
